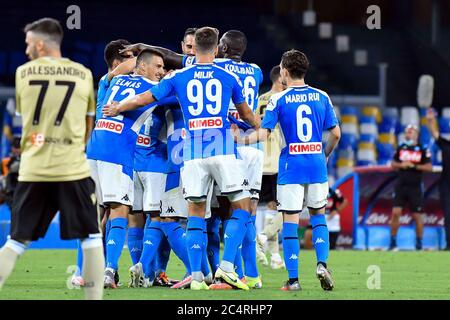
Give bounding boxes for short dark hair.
[269,65,281,83]
[281,49,309,79]
[24,18,63,45]
[223,30,247,55]
[136,48,164,66]
[183,28,197,40]
[104,39,131,69]
[195,27,219,54]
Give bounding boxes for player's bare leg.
[389,207,402,250]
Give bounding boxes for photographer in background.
[1,137,21,210]
[426,108,450,250]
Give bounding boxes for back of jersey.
[262,85,338,184]
[165,104,185,173]
[87,74,157,168]
[15,57,95,182]
[214,58,263,117]
[151,64,245,160]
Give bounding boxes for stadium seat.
[379,133,397,146]
[339,133,358,150]
[422,227,440,250]
[382,106,399,119]
[400,106,420,127]
[366,226,390,250]
[360,116,378,137]
[341,123,359,137]
[362,106,381,123]
[357,142,377,166]
[379,118,397,134]
[396,226,416,250]
[377,143,395,165]
[336,158,354,178]
[340,105,358,116]
[442,107,450,119]
[341,115,358,125]
[439,118,450,133]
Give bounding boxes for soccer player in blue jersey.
[237,50,341,291]
[103,27,260,290]
[87,49,175,289]
[72,39,134,288]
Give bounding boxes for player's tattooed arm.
[102,91,155,117]
[108,57,137,81]
[324,125,341,160]
[235,102,261,129]
[121,43,184,70]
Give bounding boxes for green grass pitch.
[1,249,449,300]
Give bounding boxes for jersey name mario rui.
[262,85,338,185]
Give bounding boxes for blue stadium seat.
[29,222,77,249]
[359,134,376,143]
[422,227,440,250]
[379,117,398,134]
[340,105,358,116]
[439,118,450,133]
[377,143,395,164]
[339,134,358,150]
[396,226,416,250]
[0,204,10,220]
[366,226,390,250]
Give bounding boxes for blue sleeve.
[231,76,246,105]
[150,75,176,101]
[323,96,338,130]
[261,97,279,130]
[182,55,196,67]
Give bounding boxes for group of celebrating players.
[0,17,341,299]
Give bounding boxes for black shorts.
[10,177,100,241]
[393,184,424,213]
[259,174,277,204]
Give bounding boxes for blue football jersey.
[183,57,263,130]
[165,104,186,173]
[86,74,175,170]
[96,74,110,120]
[262,85,339,184]
[133,105,169,173]
[150,63,245,160]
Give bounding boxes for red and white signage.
[188,117,223,130]
[95,119,124,134]
[289,142,322,154]
[399,150,422,163]
[136,134,151,147]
